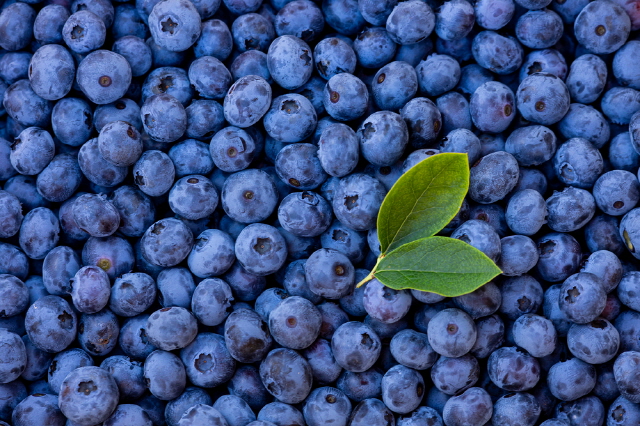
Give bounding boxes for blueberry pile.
[3,0,640,425]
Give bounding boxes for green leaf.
[374,236,502,297]
[377,153,469,254]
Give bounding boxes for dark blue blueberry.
[314,37,356,80]
[260,348,313,404]
[141,93,187,143]
[140,218,193,267]
[19,207,59,260]
[317,123,359,178]
[36,153,83,204]
[231,50,272,83]
[275,0,324,42]
[188,56,232,100]
[363,278,412,324]
[546,186,596,233]
[553,138,604,189]
[33,4,70,45]
[100,356,145,402]
[499,235,539,277]
[618,271,640,312]
[559,272,607,324]
[303,387,351,426]
[109,272,156,317]
[474,0,514,30]
[3,80,53,128]
[427,308,477,358]
[305,248,355,299]
[77,308,120,356]
[195,18,232,60]
[358,111,408,167]
[389,329,438,371]
[278,191,332,238]
[416,54,460,98]
[71,193,120,238]
[499,275,544,320]
[471,314,505,359]
[213,395,256,426]
[353,26,396,69]
[558,103,610,149]
[76,50,132,105]
[234,223,287,276]
[112,4,149,39]
[567,319,620,365]
[323,73,369,122]
[488,347,540,392]
[168,175,218,220]
[386,0,434,45]
[109,186,156,238]
[82,236,135,280]
[0,329,26,384]
[601,87,640,125]
[223,262,267,301]
[322,0,365,36]
[511,313,557,358]
[593,171,640,217]
[62,9,106,54]
[11,127,55,176]
[232,13,276,53]
[229,365,271,411]
[12,394,65,426]
[28,44,75,101]
[400,97,442,148]
[113,36,153,77]
[436,91,472,135]
[516,9,564,49]
[93,98,142,133]
[264,94,317,143]
[179,332,235,388]
[547,358,597,402]
[0,191,22,239]
[610,132,640,172]
[267,35,313,90]
[142,66,193,106]
[505,125,557,167]
[144,350,187,401]
[332,173,386,231]
[431,354,480,396]
[118,314,156,360]
[566,54,608,101]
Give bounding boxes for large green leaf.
[374,236,502,297]
[377,153,469,254]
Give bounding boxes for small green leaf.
[377,153,469,254]
[373,236,502,297]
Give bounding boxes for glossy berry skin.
[470,81,515,134]
[0,329,26,384]
[224,308,272,364]
[499,235,539,276]
[148,0,201,52]
[451,219,501,262]
[28,44,75,101]
[267,35,313,90]
[260,348,313,404]
[268,296,321,350]
[98,120,143,167]
[565,54,607,104]
[331,321,381,373]
[223,75,272,128]
[428,308,477,358]
[431,354,479,396]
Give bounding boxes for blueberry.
[517,73,570,125]
[275,0,324,42]
[322,0,365,36]
[260,348,313,404]
[499,235,539,276]
[144,350,187,401]
[607,395,640,425]
[83,236,135,280]
[305,248,355,299]
[559,272,607,324]
[12,394,65,426]
[28,44,75,102]
[548,358,597,402]
[108,186,156,238]
[213,395,256,426]
[536,233,582,283]
[140,94,187,143]
[358,111,408,167]
[386,0,434,45]
[474,0,514,30]
[363,278,412,324]
[76,50,132,105]
[19,207,59,260]
[0,329,26,384]
[469,151,519,204]
[575,0,630,54]
[70,266,111,314]
[314,37,357,80]
[3,80,53,128]
[194,18,232,60]
[11,127,55,176]
[118,315,156,360]
[33,4,70,45]
[188,56,232,100]
[505,125,557,167]
[427,308,477,358]
[567,319,620,365]
[431,354,480,396]
[148,0,201,52]
[454,281,501,319]
[264,94,317,143]
[323,73,369,122]
[332,173,386,231]
[472,31,523,75]
[72,193,120,238]
[302,387,351,426]
[488,347,540,391]
[257,403,304,426]
[492,392,541,426]
[546,186,596,233]
[593,171,640,217]
[442,387,493,426]
[451,219,501,262]
[516,9,564,49]
[179,332,235,389]
[469,81,515,134]
[58,366,119,425]
[565,54,607,104]
[601,87,640,125]
[400,97,443,147]
[512,314,557,358]
[110,272,157,317]
[470,314,505,359]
